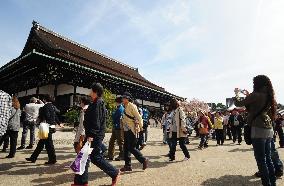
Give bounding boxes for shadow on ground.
[201,175,261,186]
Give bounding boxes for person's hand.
[234,88,240,94]
[242,89,250,96]
[87,137,93,142]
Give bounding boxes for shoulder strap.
[124,110,135,120]
[9,109,18,122]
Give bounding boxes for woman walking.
[198,111,211,150]
[26,94,58,164]
[0,96,21,158]
[168,99,190,162]
[214,112,224,146]
[234,75,276,186]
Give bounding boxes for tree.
[103,89,116,131]
[181,98,210,113]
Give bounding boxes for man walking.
[18,97,44,150]
[0,90,12,142]
[108,96,124,161]
[229,110,244,145]
[120,92,149,172]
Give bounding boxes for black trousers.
[169,132,190,160]
[231,126,242,143]
[226,126,232,140]
[215,129,224,145]
[30,131,56,162]
[124,130,146,167]
[21,121,36,147]
[0,134,9,150]
[0,130,18,156]
[275,126,284,147]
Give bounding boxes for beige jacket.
[169,107,187,138]
[121,102,143,135]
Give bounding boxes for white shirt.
[24,103,44,122]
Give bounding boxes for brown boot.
[120,166,132,172]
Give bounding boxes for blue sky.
[1,0,284,103]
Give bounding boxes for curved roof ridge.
[32,21,138,71]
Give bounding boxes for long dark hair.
[253,75,276,120]
[169,99,179,111]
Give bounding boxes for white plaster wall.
[17,91,26,98]
[143,100,160,107]
[39,85,55,96]
[57,84,74,96]
[26,88,37,96]
[76,86,91,95]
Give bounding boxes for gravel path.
[0,127,283,186]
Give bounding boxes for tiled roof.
[22,21,165,92]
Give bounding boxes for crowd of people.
[0,75,283,186]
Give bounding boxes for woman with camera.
[234,75,276,186]
[168,99,190,162]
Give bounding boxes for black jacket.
[38,103,59,127]
[228,114,245,127]
[83,98,107,140]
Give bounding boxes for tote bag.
[70,142,91,175]
[38,123,49,139]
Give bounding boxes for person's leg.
[20,121,29,147]
[116,130,124,159]
[8,131,18,157]
[265,138,276,186]
[30,139,45,161]
[179,137,190,158]
[271,140,284,177]
[74,159,90,185]
[199,134,205,148]
[169,133,177,160]
[237,127,242,144]
[123,131,132,167]
[29,122,36,147]
[108,130,116,160]
[227,127,232,140]
[144,127,148,143]
[204,134,209,147]
[231,127,237,143]
[216,130,220,145]
[252,138,272,186]
[1,133,9,151]
[44,132,56,162]
[278,127,284,147]
[220,129,224,145]
[128,131,146,163]
[90,139,119,179]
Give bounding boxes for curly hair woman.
[234,75,277,186]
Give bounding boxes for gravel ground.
[0,127,283,186]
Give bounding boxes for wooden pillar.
[36,86,39,95]
[73,85,77,106]
[142,100,144,107]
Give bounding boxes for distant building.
[0,21,183,112]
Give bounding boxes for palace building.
[0,21,183,112]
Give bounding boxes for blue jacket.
[112,104,124,130]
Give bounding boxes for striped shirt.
[0,90,12,136]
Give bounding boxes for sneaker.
[26,145,33,149]
[17,146,25,150]
[112,170,121,186]
[25,157,36,163]
[6,155,14,159]
[183,157,189,161]
[139,144,146,151]
[142,158,149,170]
[120,166,132,172]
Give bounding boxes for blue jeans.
[271,140,283,176]
[252,138,276,186]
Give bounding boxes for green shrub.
[64,106,80,126]
[103,89,116,131]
